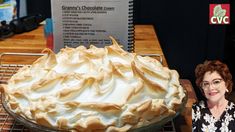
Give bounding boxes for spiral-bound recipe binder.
[51,0,135,53]
[127,0,134,52]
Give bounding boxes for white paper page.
[51,0,133,53]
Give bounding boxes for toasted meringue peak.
[1,37,185,131]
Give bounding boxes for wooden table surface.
[0,25,197,131]
[0,25,168,66]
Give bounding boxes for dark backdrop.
[133,0,233,99]
[27,0,234,100]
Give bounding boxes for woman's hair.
[195,60,233,95]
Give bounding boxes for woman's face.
[201,71,227,103]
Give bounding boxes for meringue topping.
[1,37,186,131]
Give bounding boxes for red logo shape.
[209,4,230,24]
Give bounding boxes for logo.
[209,4,230,24]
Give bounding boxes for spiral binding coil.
[128,0,135,52]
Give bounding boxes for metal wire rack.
[0,94,29,132]
[0,52,175,132]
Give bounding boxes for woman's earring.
[226,89,229,92]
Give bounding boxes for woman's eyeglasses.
[200,78,224,90]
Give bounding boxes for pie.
[0,37,186,131]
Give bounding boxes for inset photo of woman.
[192,60,235,132]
